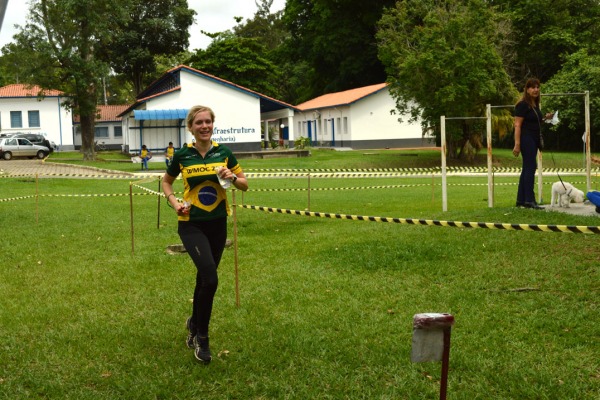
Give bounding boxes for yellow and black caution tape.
[0,195,36,202]
[244,166,598,174]
[237,204,600,234]
[44,193,153,198]
[0,173,135,179]
[246,172,439,178]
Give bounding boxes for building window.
[28,110,41,128]
[95,126,109,138]
[343,117,348,134]
[10,111,22,128]
[114,126,122,137]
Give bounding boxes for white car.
[0,137,50,160]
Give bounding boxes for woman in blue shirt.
[513,78,554,209]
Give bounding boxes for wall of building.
[123,71,265,154]
[73,121,124,150]
[350,89,423,142]
[0,96,74,149]
[179,72,262,151]
[292,88,429,149]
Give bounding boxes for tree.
[7,0,129,160]
[109,0,196,96]
[234,0,288,52]
[186,33,282,98]
[377,0,517,159]
[281,0,396,103]
[185,0,287,100]
[490,0,600,85]
[542,49,600,151]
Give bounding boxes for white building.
[0,84,74,150]
[73,105,128,150]
[294,83,431,149]
[118,65,297,155]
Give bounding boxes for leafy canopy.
[377,0,517,158]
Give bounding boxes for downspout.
[139,120,144,152]
[314,110,320,146]
[178,118,183,148]
[57,96,64,148]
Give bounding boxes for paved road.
[0,159,157,178]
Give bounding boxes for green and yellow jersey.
[166,141,242,222]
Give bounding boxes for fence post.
[486,104,494,208]
[440,116,448,212]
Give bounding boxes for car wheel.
[3,152,12,160]
[36,150,47,159]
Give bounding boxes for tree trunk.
[80,113,96,161]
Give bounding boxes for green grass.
[1,149,599,399]
[47,147,594,171]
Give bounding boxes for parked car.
[0,137,50,160]
[9,133,56,152]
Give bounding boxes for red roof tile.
[296,83,388,111]
[96,105,128,121]
[0,83,63,97]
[72,105,129,123]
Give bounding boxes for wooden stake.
[233,190,240,307]
[157,177,161,229]
[440,328,451,400]
[129,183,134,254]
[35,173,39,225]
[307,173,311,211]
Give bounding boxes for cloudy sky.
[0,0,286,51]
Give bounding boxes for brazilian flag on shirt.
[166,141,242,222]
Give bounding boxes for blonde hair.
[186,105,216,131]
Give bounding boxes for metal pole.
[486,104,493,207]
[431,172,435,203]
[541,92,587,96]
[538,151,544,204]
[441,116,447,212]
[440,328,452,400]
[585,91,591,192]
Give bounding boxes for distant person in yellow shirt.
[140,144,152,171]
[164,142,175,168]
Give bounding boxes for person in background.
[161,105,248,363]
[140,145,152,171]
[164,142,175,168]
[513,78,554,209]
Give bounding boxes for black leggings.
[516,133,540,204]
[178,217,227,336]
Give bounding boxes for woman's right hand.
[175,202,190,215]
[512,144,520,157]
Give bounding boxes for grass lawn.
[1,148,598,399]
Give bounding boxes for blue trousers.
[516,134,540,204]
[587,191,600,207]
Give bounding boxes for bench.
[131,155,169,163]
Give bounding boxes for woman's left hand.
[218,167,236,181]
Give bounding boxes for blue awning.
[134,109,188,121]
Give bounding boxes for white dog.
[550,181,585,208]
